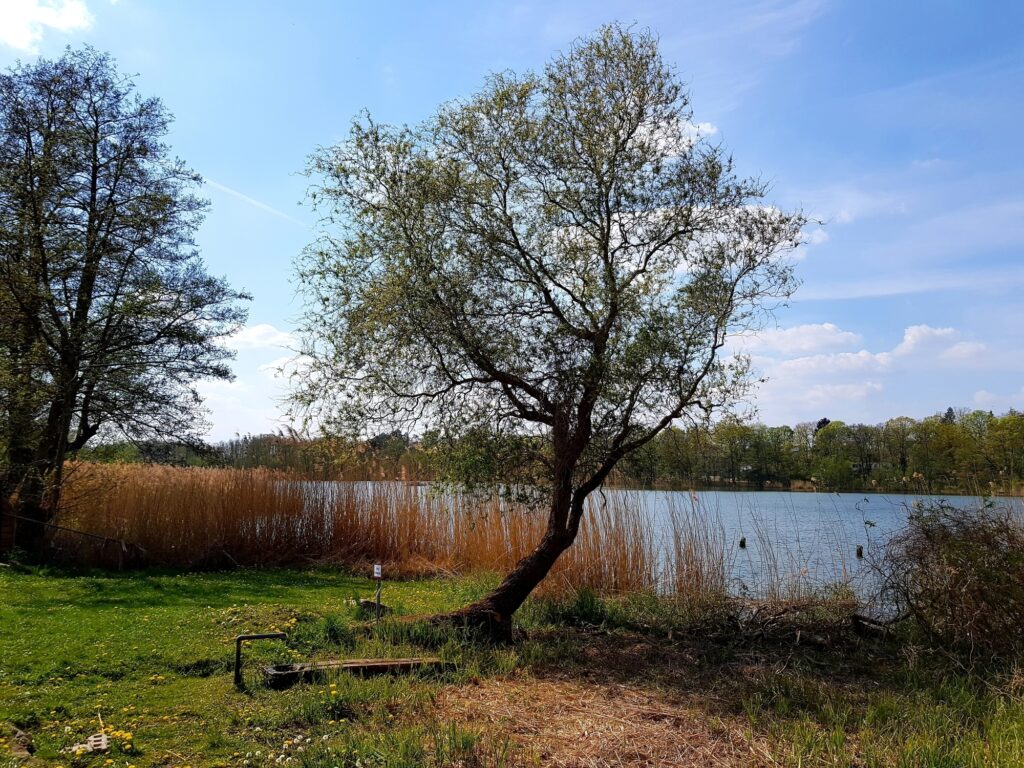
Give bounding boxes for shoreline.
[605,482,1024,499]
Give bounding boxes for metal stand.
[375,577,382,622]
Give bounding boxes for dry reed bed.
[56,463,828,600]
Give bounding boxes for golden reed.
[55,463,732,599]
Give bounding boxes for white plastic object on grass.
[67,733,108,754]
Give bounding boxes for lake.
[314,481,1018,602]
[594,489,1014,600]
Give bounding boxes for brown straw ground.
[436,676,771,767]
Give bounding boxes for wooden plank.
[263,657,446,688]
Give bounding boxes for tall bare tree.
[295,25,804,637]
[0,48,248,556]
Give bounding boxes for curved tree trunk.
[423,401,629,641]
[427,450,587,642]
[429,525,577,642]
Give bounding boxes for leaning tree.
[295,25,804,637]
[0,48,249,556]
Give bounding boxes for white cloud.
[744,324,994,424]
[799,267,1024,301]
[774,324,981,378]
[257,354,312,382]
[802,182,908,226]
[258,356,292,378]
[939,341,987,362]
[229,323,295,351]
[802,381,883,407]
[803,227,828,246]
[682,120,717,141]
[778,348,885,376]
[0,0,93,52]
[742,322,862,356]
[634,117,717,157]
[197,336,302,441]
[733,0,828,57]
[891,324,956,357]
[196,376,287,441]
[973,386,1024,410]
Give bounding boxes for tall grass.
[55,463,833,602]
[56,464,670,594]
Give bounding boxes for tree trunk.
[11,377,77,558]
[10,403,71,558]
[0,493,17,556]
[428,462,584,642]
[421,420,608,641]
[11,469,53,557]
[428,526,576,642]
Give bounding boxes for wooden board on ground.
[264,657,446,688]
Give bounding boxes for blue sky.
[2,0,1022,440]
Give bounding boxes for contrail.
[205,178,306,226]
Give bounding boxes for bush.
[879,501,1024,659]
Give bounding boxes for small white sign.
[373,564,382,579]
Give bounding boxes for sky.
[1,0,1022,440]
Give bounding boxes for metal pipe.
[234,632,287,688]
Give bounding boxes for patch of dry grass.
[438,677,766,767]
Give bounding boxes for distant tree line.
[616,408,1024,494]
[77,407,1024,496]
[79,429,429,481]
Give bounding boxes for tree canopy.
[0,47,249,555]
[295,25,804,633]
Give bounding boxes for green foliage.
[286,613,358,653]
[74,407,1024,497]
[597,408,1024,493]
[294,23,802,497]
[0,46,249,553]
[742,661,1024,767]
[0,567,508,765]
[287,674,425,726]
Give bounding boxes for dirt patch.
[437,677,771,767]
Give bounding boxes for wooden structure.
[264,657,446,689]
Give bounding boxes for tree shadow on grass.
[4,566,369,609]
[519,623,908,724]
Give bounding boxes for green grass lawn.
[0,567,515,767]
[3,566,1024,767]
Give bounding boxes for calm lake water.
[595,489,1016,599]
[323,482,1018,602]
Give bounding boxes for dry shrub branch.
[878,500,1024,659]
